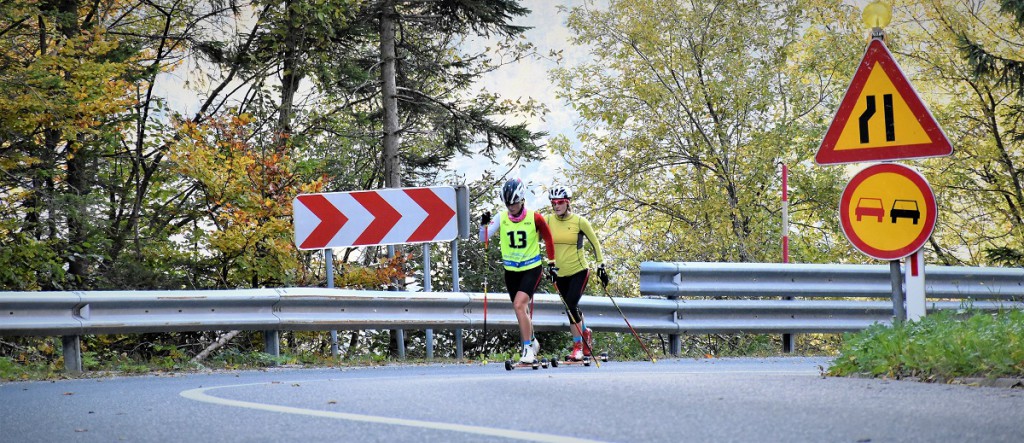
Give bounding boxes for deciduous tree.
[550,0,863,281]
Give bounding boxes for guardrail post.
[397,329,406,359]
[264,331,280,357]
[669,296,681,356]
[61,335,82,373]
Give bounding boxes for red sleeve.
[535,212,555,261]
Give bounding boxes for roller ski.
[549,338,608,367]
[504,358,548,370]
[504,343,549,371]
[549,353,609,367]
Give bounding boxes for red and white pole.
[781,164,794,353]
[782,164,789,264]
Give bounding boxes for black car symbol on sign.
[890,199,920,224]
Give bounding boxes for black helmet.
[548,185,572,200]
[501,178,526,206]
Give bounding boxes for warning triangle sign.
[815,39,952,165]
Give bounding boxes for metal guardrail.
[3,262,1022,372]
[639,262,1024,300]
[638,261,1024,354]
[0,289,676,336]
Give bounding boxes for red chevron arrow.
[351,191,401,245]
[405,188,456,243]
[297,194,348,249]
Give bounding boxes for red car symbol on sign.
[855,197,884,222]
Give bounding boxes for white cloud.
[455,0,599,209]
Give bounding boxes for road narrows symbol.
[816,39,952,164]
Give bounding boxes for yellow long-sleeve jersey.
[544,213,604,277]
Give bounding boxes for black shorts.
[504,265,543,302]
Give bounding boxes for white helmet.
[548,185,572,200]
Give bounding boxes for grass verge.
[828,309,1024,381]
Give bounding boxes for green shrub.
[829,310,1024,380]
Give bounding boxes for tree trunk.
[278,0,300,143]
[380,1,401,189]
[380,2,405,357]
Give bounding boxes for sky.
[450,0,590,211]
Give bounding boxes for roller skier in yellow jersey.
[545,185,608,361]
[480,178,556,364]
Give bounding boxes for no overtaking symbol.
[293,187,457,249]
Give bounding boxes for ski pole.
[552,281,601,368]
[483,225,489,360]
[529,294,536,348]
[603,281,657,363]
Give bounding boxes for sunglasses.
[550,199,569,205]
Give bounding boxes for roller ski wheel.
[599,352,610,362]
[504,358,541,371]
[552,355,592,367]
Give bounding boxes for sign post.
[293,186,463,360]
[817,3,952,321]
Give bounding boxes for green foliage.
[550,0,864,289]
[895,1,1024,266]
[208,349,292,369]
[0,356,62,381]
[829,310,1024,380]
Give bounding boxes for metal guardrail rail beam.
[639,262,1024,300]
[3,262,1023,372]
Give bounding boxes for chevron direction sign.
[293,187,457,250]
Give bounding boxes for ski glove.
[547,262,559,283]
[481,211,491,226]
[597,264,609,287]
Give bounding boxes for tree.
[1,0,143,289]
[951,0,1024,266]
[372,0,542,190]
[957,0,1024,96]
[550,0,864,281]
[895,0,1024,266]
[168,113,324,288]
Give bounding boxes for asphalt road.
[1,357,1021,442]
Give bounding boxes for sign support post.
[326,249,339,357]
[423,243,433,359]
[889,260,905,322]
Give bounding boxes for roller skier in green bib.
[480,178,556,364]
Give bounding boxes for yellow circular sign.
[840,164,936,260]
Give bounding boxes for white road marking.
[180,383,604,443]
